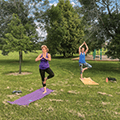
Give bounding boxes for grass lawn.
[0,50,120,120]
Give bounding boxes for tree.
[0,0,39,56]
[45,0,84,57]
[2,14,34,74]
[77,0,120,59]
[106,34,120,59]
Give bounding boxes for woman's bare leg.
[43,77,47,84]
[82,62,92,73]
[80,63,84,79]
[82,67,88,73]
[81,73,84,80]
[43,86,47,94]
[43,77,47,94]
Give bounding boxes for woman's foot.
[43,77,47,84]
[81,78,84,80]
[43,91,47,94]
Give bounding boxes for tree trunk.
[63,51,66,57]
[19,51,22,74]
[21,51,23,61]
[72,52,73,57]
[118,59,120,70]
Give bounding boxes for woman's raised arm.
[79,42,85,55]
[85,42,88,54]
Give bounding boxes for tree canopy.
[0,0,39,55]
[77,0,120,59]
[2,14,34,73]
[44,0,84,57]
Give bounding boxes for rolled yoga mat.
[7,88,53,105]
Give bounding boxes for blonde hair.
[41,45,49,52]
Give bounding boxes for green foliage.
[106,34,120,59]
[48,5,62,22]
[78,0,120,59]
[2,14,33,52]
[46,0,84,57]
[2,14,34,74]
[0,0,39,54]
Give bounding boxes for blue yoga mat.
[7,88,53,105]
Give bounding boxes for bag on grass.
[108,77,117,82]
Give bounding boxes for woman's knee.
[48,73,54,79]
[88,65,92,68]
[42,83,46,87]
[51,73,54,77]
[90,65,92,68]
[86,63,92,68]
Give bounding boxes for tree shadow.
[0,59,34,66]
[52,55,78,59]
[61,60,120,74]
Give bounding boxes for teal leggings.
[79,62,92,74]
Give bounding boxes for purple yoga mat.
[7,88,53,105]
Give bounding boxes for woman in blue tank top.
[35,45,54,94]
[79,42,92,80]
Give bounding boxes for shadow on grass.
[0,57,120,74]
[52,55,79,59]
[58,60,120,74]
[52,56,72,59]
[0,59,34,66]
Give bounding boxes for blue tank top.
[79,52,86,63]
[39,53,49,70]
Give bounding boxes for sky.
[35,0,81,41]
[48,0,79,7]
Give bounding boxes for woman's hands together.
[83,41,86,45]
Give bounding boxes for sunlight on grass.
[0,50,120,120]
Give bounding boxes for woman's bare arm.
[43,53,51,61]
[35,54,42,62]
[79,47,81,55]
[85,42,88,54]
[79,42,85,55]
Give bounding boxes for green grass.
[0,50,120,120]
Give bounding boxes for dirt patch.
[40,107,42,111]
[86,101,90,104]
[101,102,110,105]
[46,106,54,111]
[51,83,56,86]
[29,88,33,92]
[2,99,9,105]
[7,95,16,99]
[34,103,39,106]
[115,112,120,115]
[98,92,113,97]
[116,92,120,95]
[66,100,69,102]
[68,90,80,94]
[49,99,63,102]
[50,92,57,95]
[60,89,64,92]
[7,72,32,76]
[69,109,85,118]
